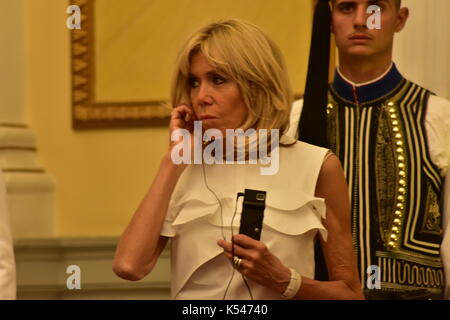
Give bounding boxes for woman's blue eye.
[213,76,226,85]
[188,78,199,88]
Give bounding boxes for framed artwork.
[70,0,316,129]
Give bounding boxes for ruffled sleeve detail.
[165,164,328,241]
[264,195,327,240]
[160,164,222,237]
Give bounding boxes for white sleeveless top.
[161,141,329,299]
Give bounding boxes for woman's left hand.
[217,234,291,294]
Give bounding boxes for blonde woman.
[113,19,364,300]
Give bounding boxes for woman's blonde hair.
[170,19,294,136]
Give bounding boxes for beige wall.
[0,0,26,122]
[94,0,314,101]
[24,0,314,237]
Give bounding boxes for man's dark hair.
[331,0,402,10]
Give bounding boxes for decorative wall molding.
[15,237,171,299]
[0,127,46,174]
[0,125,35,148]
[0,123,27,128]
[0,125,55,238]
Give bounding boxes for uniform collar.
[331,63,404,104]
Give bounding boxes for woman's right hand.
[165,105,196,173]
[169,104,195,148]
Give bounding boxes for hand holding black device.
[238,189,266,241]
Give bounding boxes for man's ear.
[395,7,409,33]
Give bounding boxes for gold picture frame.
[70,0,170,129]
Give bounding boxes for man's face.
[332,0,407,58]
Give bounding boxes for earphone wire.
[222,195,240,300]
[201,158,253,300]
[201,161,226,241]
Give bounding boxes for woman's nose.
[195,82,214,106]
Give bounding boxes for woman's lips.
[199,116,218,121]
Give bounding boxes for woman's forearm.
[113,152,185,280]
[292,276,364,300]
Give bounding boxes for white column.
[0,0,55,238]
[394,0,450,99]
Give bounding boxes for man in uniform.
[289,0,450,299]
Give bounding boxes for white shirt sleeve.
[427,95,450,299]
[441,171,450,299]
[286,99,303,140]
[0,170,16,299]
[426,95,450,177]
[160,197,178,238]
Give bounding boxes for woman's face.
[188,51,248,133]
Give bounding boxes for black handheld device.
[238,189,266,241]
